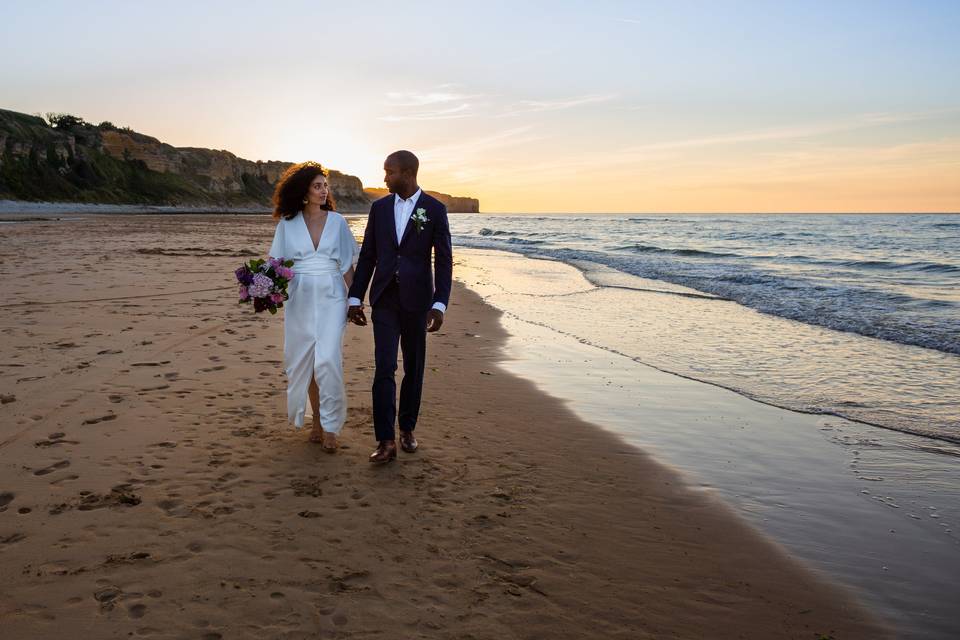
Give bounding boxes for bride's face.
[305,175,329,206]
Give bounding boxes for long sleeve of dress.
[336,216,359,274]
[268,221,284,259]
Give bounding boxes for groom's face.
[383,160,410,194]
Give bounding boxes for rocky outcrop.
[364,188,480,213]
[0,108,477,212]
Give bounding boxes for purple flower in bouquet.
[235,265,254,286]
[248,273,274,298]
[238,284,250,301]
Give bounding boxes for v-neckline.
[301,211,329,252]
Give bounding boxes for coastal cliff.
[363,188,479,213]
[0,109,477,212]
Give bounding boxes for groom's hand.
[426,309,444,333]
[347,305,367,326]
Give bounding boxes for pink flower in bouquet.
[238,284,250,301]
[270,292,285,303]
[278,266,295,279]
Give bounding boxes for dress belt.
[294,267,341,276]
[293,257,341,276]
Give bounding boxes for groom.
[347,150,453,464]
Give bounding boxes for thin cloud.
[498,94,618,117]
[385,90,482,107]
[621,108,960,153]
[379,103,474,122]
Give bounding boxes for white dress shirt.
[348,188,446,314]
[394,188,421,244]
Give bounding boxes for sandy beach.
[0,214,889,639]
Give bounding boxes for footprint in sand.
[157,498,184,516]
[1,532,27,545]
[94,586,122,612]
[82,414,116,426]
[127,603,147,618]
[0,492,14,510]
[34,460,70,476]
[35,433,79,448]
[138,384,170,392]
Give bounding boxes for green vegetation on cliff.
[0,108,478,211]
[0,110,277,206]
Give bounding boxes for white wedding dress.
[268,211,358,431]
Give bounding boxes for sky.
[2,0,959,212]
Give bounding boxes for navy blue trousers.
[371,282,428,442]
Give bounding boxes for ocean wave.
[615,243,742,259]
[781,256,960,274]
[453,236,960,356]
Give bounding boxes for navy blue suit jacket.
[348,191,452,313]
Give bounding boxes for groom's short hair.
[387,150,419,176]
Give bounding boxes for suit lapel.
[383,196,400,248]
[398,191,424,248]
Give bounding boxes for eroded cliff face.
[0,109,476,212]
[364,188,480,213]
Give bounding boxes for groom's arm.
[348,205,377,305]
[431,203,452,310]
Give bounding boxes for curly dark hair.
[272,161,336,220]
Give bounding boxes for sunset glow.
[2,1,958,212]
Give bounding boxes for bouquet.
[235,257,295,314]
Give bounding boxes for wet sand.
[0,214,888,638]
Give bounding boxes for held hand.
[347,305,367,326]
[426,309,444,333]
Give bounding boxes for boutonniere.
[412,207,429,233]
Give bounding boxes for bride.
[268,162,358,450]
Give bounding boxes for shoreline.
[455,246,960,638]
[0,214,890,638]
[2,201,955,217]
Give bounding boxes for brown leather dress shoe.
[399,430,418,453]
[369,440,397,464]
